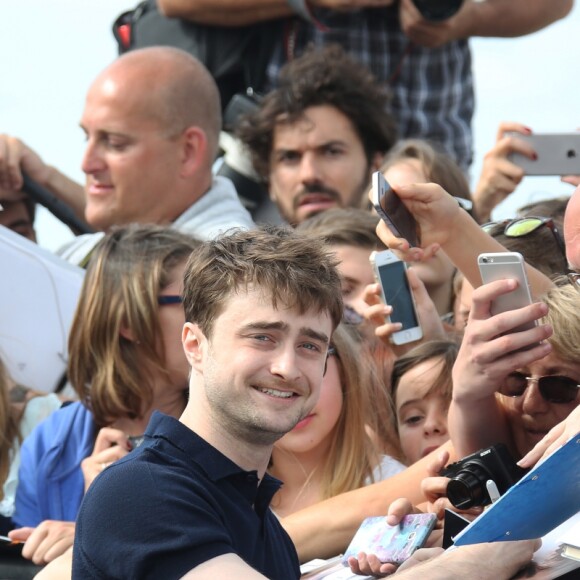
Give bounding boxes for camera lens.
[446,463,491,510]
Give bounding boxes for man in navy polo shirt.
[72,225,343,579]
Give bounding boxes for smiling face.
[183,287,333,448]
[269,105,374,225]
[80,69,186,231]
[274,352,343,459]
[394,357,450,464]
[498,351,580,457]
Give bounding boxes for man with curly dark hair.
[237,45,398,225]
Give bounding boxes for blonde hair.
[271,325,389,505]
[543,281,580,362]
[68,225,199,427]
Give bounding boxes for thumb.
[8,527,34,541]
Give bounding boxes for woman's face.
[498,350,580,457]
[395,357,450,464]
[155,261,189,391]
[332,244,376,316]
[274,353,344,458]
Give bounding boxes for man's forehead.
[273,105,359,143]
[219,286,331,330]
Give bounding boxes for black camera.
[412,0,464,21]
[440,444,528,510]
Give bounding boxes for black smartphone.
[371,171,419,247]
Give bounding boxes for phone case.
[477,252,536,334]
[341,514,437,566]
[370,250,423,346]
[372,171,418,247]
[507,132,580,176]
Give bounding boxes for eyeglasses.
[157,295,183,306]
[323,345,338,376]
[499,372,580,404]
[482,216,566,257]
[568,271,580,287]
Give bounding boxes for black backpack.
[112,0,284,111]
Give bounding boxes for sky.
[1,1,579,251]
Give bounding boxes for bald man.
[0,47,253,264]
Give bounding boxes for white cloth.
[0,393,62,517]
[367,454,407,485]
[56,176,254,266]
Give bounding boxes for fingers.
[348,553,397,577]
[561,175,580,186]
[17,521,75,565]
[386,498,415,526]
[517,420,566,468]
[92,426,131,454]
[8,527,34,542]
[495,121,531,142]
[427,449,450,477]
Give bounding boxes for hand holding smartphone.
[342,514,437,565]
[372,171,419,247]
[370,250,423,345]
[477,252,537,335]
[507,132,580,176]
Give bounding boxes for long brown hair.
[0,358,20,498]
[68,225,199,427]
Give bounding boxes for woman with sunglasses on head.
[8,225,198,565]
[449,280,580,460]
[267,324,406,518]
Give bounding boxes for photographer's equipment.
[21,173,93,235]
[112,0,283,114]
[216,91,282,223]
[441,443,528,510]
[412,0,464,21]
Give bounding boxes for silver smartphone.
[477,252,536,334]
[371,171,419,247]
[370,249,423,345]
[507,132,580,175]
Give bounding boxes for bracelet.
[287,0,316,23]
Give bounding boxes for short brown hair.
[390,339,460,431]
[238,44,397,184]
[68,225,200,427]
[297,208,386,251]
[182,226,343,336]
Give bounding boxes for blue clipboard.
[453,435,580,545]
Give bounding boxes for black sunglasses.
[157,295,183,306]
[499,372,580,404]
[482,216,566,257]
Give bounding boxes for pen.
[486,479,501,504]
[0,534,23,545]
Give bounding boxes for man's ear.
[180,126,208,178]
[182,321,205,372]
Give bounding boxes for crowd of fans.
[0,3,579,578]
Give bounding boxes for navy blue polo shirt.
[72,412,300,579]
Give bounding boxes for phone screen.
[376,260,419,330]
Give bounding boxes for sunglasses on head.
[499,372,580,404]
[482,216,566,257]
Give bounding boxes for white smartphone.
[507,132,580,176]
[371,171,419,247]
[370,250,423,345]
[477,252,536,334]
